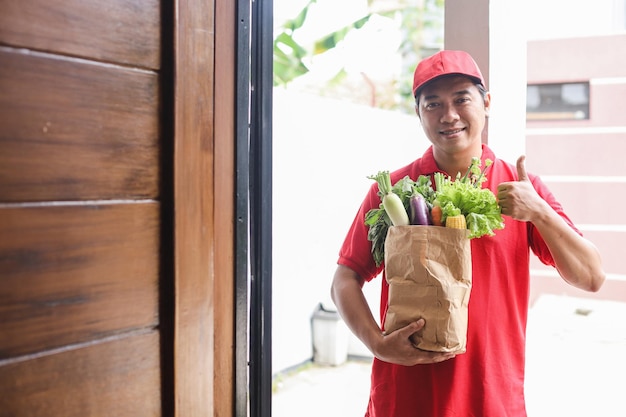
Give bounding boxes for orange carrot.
[431,205,443,226]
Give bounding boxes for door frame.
[246,0,274,415]
[171,0,273,414]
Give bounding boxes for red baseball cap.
[412,50,485,97]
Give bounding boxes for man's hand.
[331,266,458,366]
[497,155,549,221]
[374,319,457,366]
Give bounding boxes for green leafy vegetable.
[364,207,389,267]
[433,158,504,239]
[364,158,504,266]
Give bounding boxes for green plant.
[273,0,444,112]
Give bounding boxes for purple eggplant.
[409,194,432,225]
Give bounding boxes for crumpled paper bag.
[383,225,472,353]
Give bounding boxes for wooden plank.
[173,0,216,414]
[0,48,159,202]
[0,331,161,417]
[0,203,159,358]
[0,0,160,69]
[213,0,236,413]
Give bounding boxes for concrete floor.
[272,294,626,417]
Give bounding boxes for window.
[526,82,590,120]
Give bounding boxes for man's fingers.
[401,319,425,344]
[402,318,424,335]
[516,155,529,182]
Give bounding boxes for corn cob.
[445,214,467,229]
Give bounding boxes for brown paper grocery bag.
[383,225,472,353]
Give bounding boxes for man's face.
[416,75,490,157]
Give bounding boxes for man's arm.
[497,156,605,292]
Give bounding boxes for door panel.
[0,0,161,69]
[0,47,159,202]
[0,203,159,358]
[0,331,161,417]
[0,0,235,414]
[0,0,165,413]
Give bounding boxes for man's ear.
[484,91,492,117]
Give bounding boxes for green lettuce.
[434,163,504,239]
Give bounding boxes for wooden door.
[0,0,236,415]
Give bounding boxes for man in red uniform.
[331,50,605,417]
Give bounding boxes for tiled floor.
[272,358,372,417]
[524,294,626,417]
[272,294,626,417]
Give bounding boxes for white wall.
[272,88,430,373]
[523,0,625,40]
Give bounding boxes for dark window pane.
[526,82,589,120]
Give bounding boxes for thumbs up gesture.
[497,155,546,222]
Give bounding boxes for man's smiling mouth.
[440,127,465,135]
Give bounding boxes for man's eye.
[425,102,439,109]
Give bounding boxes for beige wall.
[526,34,626,303]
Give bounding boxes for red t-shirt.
[338,145,579,417]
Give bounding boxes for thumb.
[516,155,529,182]
[404,318,425,337]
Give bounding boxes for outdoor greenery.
[273,0,444,113]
